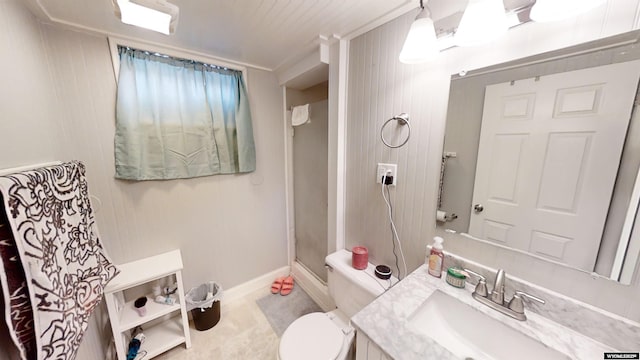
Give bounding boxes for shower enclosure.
[292,99,329,282]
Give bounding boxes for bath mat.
[256,285,322,337]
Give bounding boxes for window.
[114,46,255,180]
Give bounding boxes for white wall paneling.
[0,1,67,358]
[0,0,66,167]
[345,12,449,279]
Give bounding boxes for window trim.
[107,36,249,90]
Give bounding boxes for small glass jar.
[445,267,467,288]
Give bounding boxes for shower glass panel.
[293,100,328,282]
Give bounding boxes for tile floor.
[156,286,279,360]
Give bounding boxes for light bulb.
[399,8,439,64]
[454,0,507,47]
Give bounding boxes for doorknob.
[474,204,484,213]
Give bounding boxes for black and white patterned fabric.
[0,197,36,359]
[0,161,119,360]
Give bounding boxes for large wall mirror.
[438,30,640,285]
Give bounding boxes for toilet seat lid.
[279,312,344,360]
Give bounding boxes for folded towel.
[291,104,310,126]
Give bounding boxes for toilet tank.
[325,249,393,318]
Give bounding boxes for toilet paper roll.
[436,210,448,222]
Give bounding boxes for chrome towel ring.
[381,113,411,148]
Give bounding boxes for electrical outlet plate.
[376,163,397,185]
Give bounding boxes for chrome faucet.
[489,269,505,305]
[464,268,545,321]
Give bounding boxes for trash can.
[185,281,223,331]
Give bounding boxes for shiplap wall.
[0,0,288,358]
[345,12,449,278]
[0,0,66,164]
[39,24,288,291]
[0,1,68,358]
[345,1,640,321]
[40,24,288,358]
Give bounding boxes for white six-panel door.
[469,60,640,270]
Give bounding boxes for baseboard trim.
[291,261,336,312]
[219,263,333,311]
[223,266,290,303]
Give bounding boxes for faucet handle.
[463,269,488,297]
[508,290,545,314]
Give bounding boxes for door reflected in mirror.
[439,31,640,285]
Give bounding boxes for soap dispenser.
[427,237,444,278]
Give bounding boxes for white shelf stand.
[104,250,192,360]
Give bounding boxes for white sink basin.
[408,290,570,360]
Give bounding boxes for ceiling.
[27,0,420,71]
[26,0,535,72]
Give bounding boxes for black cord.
[386,184,401,280]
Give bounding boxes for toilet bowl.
[277,310,353,360]
[277,249,397,360]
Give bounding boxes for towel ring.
[381,113,411,148]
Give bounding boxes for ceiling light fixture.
[113,0,179,35]
[454,0,508,47]
[530,0,606,23]
[399,0,439,64]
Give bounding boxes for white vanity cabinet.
[356,331,392,360]
[104,250,192,360]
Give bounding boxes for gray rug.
[256,285,322,336]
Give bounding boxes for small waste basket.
[185,281,223,331]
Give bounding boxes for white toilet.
[278,249,396,360]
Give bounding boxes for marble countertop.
[351,264,616,360]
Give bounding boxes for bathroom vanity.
[351,257,640,360]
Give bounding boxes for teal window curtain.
[115,47,256,180]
